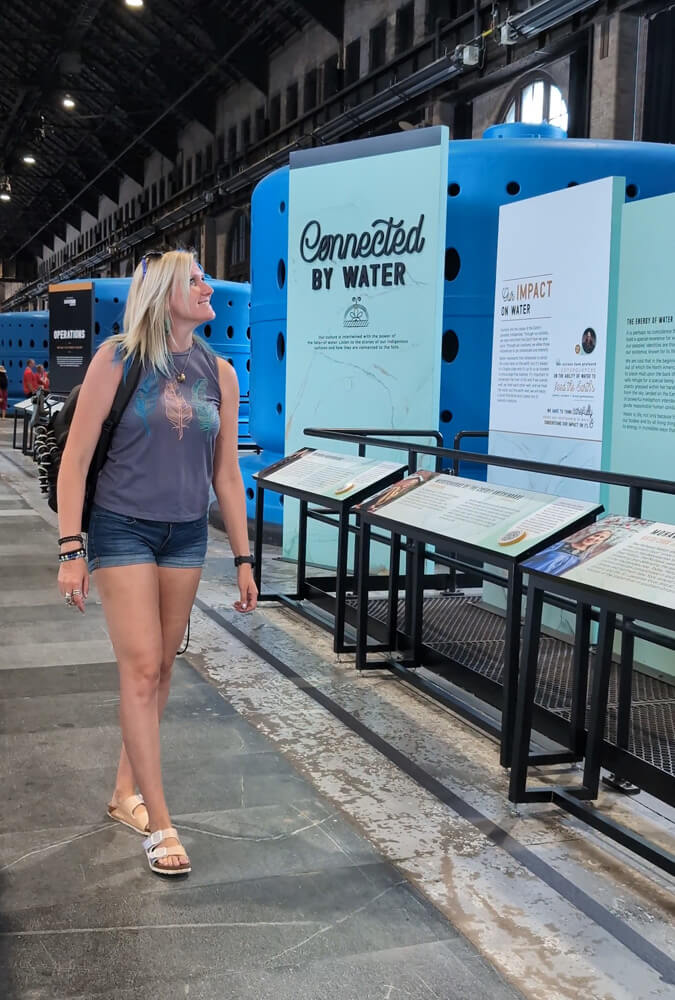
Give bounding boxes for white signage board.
[488,177,624,500]
[524,516,675,614]
[361,472,601,559]
[258,448,404,503]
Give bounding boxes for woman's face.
[170,261,215,325]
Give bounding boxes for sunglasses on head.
[140,250,164,278]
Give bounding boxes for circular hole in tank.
[44,361,48,370]
[227,358,234,366]
[226,325,234,338]
[276,402,282,414]
[43,340,48,348]
[442,330,459,363]
[276,332,285,361]
[279,495,284,506]
[94,322,100,335]
[113,297,119,303]
[448,183,460,197]
[30,339,35,348]
[626,183,638,198]
[280,200,286,213]
[8,340,12,347]
[18,339,22,347]
[246,359,250,371]
[246,326,251,339]
[277,259,286,288]
[204,324,212,338]
[95,297,99,303]
[506,181,520,196]
[444,248,461,282]
[227,300,233,307]
[19,359,23,368]
[112,322,120,334]
[246,488,254,500]
[567,181,578,187]
[440,410,453,423]
[9,360,12,367]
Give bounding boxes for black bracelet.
[59,534,84,546]
[59,548,87,563]
[234,554,255,568]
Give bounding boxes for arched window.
[503,78,568,132]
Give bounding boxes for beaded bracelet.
[59,548,86,563]
[58,534,84,546]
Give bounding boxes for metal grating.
[356,594,675,777]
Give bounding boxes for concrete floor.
[1,420,674,999]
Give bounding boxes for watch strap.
[234,554,255,568]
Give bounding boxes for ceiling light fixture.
[0,177,11,202]
[62,94,76,110]
[23,154,36,165]
[125,0,144,8]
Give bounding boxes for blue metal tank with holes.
[0,311,50,403]
[245,123,675,530]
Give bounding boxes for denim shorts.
[87,504,208,571]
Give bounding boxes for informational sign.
[602,192,675,524]
[258,448,404,502]
[524,516,675,613]
[600,193,675,678]
[284,126,449,567]
[48,282,94,395]
[488,177,624,499]
[360,472,601,559]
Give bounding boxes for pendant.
[176,373,186,383]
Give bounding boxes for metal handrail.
[304,427,675,499]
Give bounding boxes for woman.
[56,249,257,877]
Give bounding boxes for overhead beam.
[291,0,344,39]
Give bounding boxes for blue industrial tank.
[0,311,50,403]
[244,124,675,531]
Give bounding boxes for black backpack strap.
[102,353,144,431]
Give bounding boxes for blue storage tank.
[244,124,675,530]
[0,311,50,404]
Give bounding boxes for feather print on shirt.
[133,372,160,436]
[191,377,218,434]
[163,380,193,440]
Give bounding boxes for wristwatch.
[234,554,255,569]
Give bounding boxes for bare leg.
[98,563,202,869]
[111,566,201,796]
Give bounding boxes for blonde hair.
[109,249,195,374]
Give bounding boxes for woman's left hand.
[234,565,258,613]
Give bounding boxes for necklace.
[171,343,193,383]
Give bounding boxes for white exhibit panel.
[488,176,624,501]
[284,126,449,569]
[258,448,404,501]
[360,472,601,559]
[524,516,675,614]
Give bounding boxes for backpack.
[33,355,143,532]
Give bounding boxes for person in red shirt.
[35,364,50,392]
[23,359,37,397]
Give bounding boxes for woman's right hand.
[57,555,89,614]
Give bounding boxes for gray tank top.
[95,342,221,521]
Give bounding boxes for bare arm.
[56,342,124,540]
[212,357,257,611]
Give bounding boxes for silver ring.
[72,589,82,596]
[64,594,73,605]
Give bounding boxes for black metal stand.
[509,575,675,878]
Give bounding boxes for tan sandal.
[107,793,150,835]
[143,827,191,877]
